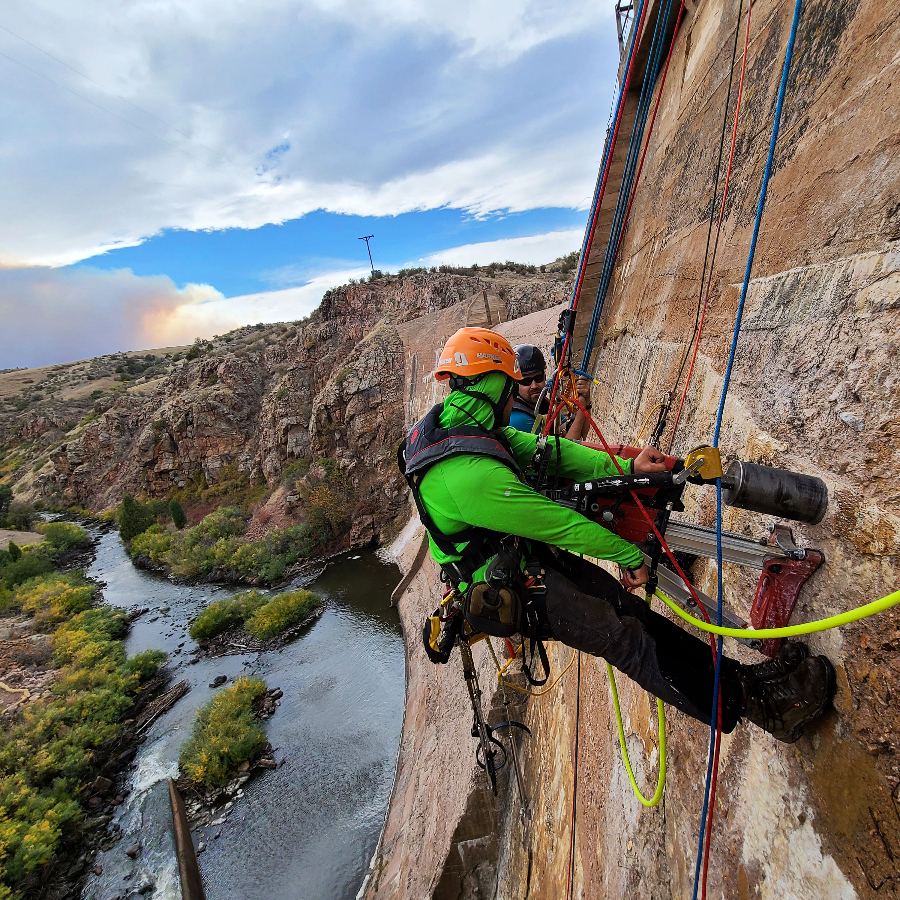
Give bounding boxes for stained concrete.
[365,0,899,896]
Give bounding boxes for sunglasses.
[519,373,546,387]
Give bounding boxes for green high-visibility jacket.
[417,372,645,571]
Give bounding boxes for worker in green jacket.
[400,327,835,743]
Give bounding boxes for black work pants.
[536,547,745,731]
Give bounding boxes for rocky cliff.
[0,267,572,545]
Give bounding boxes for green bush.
[281,458,310,489]
[0,599,164,896]
[128,504,321,584]
[16,574,97,627]
[117,495,156,543]
[4,502,35,531]
[179,677,268,787]
[38,522,90,552]
[0,484,12,521]
[245,590,320,639]
[189,592,267,641]
[122,649,167,680]
[0,551,53,590]
[7,541,21,562]
[169,499,187,530]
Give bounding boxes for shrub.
[0,601,164,895]
[7,541,21,562]
[0,551,54,590]
[195,505,244,540]
[129,527,171,562]
[16,574,97,627]
[245,590,320,639]
[189,592,267,641]
[169,499,187,530]
[4,501,35,531]
[281,459,310,489]
[0,484,12,521]
[117,495,156,543]
[38,522,90,552]
[179,677,268,787]
[128,505,323,585]
[122,649,167,680]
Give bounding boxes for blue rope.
[569,0,646,311]
[580,0,674,369]
[692,2,804,897]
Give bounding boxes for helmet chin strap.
[449,374,516,430]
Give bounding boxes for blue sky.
[0,0,620,366]
[74,206,587,297]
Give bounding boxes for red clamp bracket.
[750,525,824,656]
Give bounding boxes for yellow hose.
[495,645,579,697]
[630,402,664,446]
[607,663,666,807]
[655,588,900,638]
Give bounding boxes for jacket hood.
[439,370,510,431]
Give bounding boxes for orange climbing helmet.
[434,328,522,383]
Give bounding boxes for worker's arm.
[502,429,668,479]
[422,455,645,568]
[501,428,630,480]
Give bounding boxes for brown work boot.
[743,641,809,683]
[741,655,836,743]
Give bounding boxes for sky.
[0,0,621,368]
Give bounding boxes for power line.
[0,21,242,169]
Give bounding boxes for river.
[80,526,405,900]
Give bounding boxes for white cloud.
[0,0,617,266]
[0,264,371,367]
[417,228,583,267]
[148,267,370,346]
[0,220,581,367]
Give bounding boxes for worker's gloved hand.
[619,562,650,589]
[574,376,592,408]
[633,445,668,474]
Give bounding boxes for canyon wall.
[1,270,570,544]
[366,1,900,898]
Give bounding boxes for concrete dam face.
[363,1,900,898]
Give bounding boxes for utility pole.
[358,234,375,277]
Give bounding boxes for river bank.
[80,525,404,900]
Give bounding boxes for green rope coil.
[607,663,666,807]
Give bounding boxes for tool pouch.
[464,540,525,638]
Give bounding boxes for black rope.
[567,651,583,900]
[665,0,747,412]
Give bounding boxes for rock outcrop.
[0,269,572,545]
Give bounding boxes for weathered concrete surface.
[367,1,900,898]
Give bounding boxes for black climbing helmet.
[513,344,546,378]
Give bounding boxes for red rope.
[607,1,686,282]
[562,397,717,639]
[667,0,753,453]
[570,0,650,315]
[546,0,652,432]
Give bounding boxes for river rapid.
[80,526,404,900]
